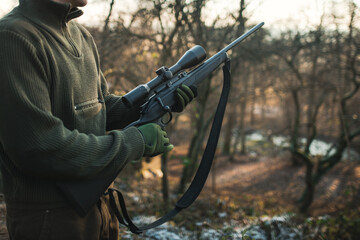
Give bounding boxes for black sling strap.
[108,59,231,234]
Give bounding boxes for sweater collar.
[18,0,83,29]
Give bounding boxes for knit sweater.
[0,0,145,207]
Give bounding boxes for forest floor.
[129,148,360,215]
[0,148,359,239]
[115,147,360,238]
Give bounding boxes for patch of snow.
[243,225,267,240]
[200,229,222,239]
[247,132,266,141]
[122,216,194,240]
[272,136,290,148]
[121,214,303,240]
[308,139,334,156]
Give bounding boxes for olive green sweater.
[0,0,144,207]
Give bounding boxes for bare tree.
[293,1,360,212]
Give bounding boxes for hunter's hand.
[137,123,174,157]
[172,84,197,112]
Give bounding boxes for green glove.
[172,84,197,112]
[138,123,174,157]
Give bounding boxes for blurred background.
[0,0,359,239]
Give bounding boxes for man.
[0,0,196,239]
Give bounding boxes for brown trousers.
[6,195,119,240]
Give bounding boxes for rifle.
[57,22,264,233]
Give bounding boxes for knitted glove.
[137,123,174,157]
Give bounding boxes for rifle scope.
[122,45,206,108]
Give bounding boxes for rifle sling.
[108,59,231,234]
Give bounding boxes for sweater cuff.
[122,126,145,161]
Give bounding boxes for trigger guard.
[161,111,173,125]
[155,97,173,126]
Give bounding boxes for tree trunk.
[239,73,250,155]
[229,124,240,162]
[290,89,302,165]
[222,107,236,155]
[249,77,256,126]
[298,128,360,211]
[299,159,315,213]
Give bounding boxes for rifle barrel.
[223,22,264,52]
[205,22,264,63]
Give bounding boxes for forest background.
[0,0,360,239]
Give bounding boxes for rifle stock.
[57,22,264,217]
